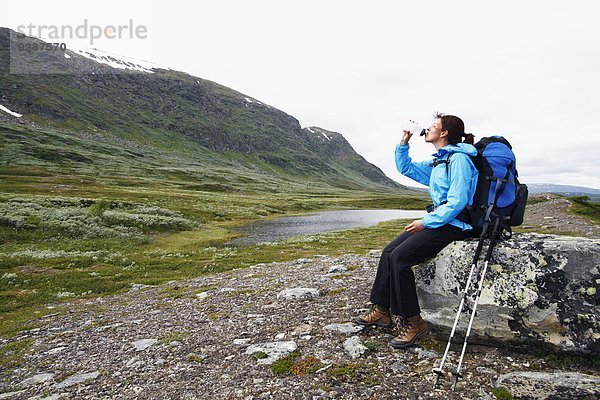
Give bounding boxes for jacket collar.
[431,144,458,158]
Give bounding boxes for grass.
[567,195,600,224]
[0,181,415,339]
[0,338,34,370]
[159,330,190,345]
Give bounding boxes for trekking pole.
[432,221,490,388]
[450,216,502,391]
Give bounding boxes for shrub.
[0,195,200,239]
[88,199,110,217]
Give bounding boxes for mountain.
[0,28,403,193]
[527,183,600,200]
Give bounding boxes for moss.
[187,354,203,363]
[159,331,190,345]
[254,351,268,360]
[207,311,229,321]
[363,341,379,352]
[224,289,254,297]
[268,352,325,376]
[291,356,324,376]
[326,361,382,384]
[326,287,347,296]
[490,387,513,400]
[160,285,190,299]
[418,338,446,354]
[271,350,301,374]
[330,274,351,280]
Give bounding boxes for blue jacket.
[395,143,479,230]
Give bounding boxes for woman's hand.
[405,219,424,234]
[400,130,413,145]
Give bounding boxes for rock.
[132,338,158,351]
[496,371,600,399]
[476,366,498,376]
[328,265,347,274]
[46,347,66,355]
[343,336,367,359]
[478,386,496,400]
[17,373,54,387]
[276,288,320,301]
[195,291,209,300]
[290,323,313,336]
[410,347,438,359]
[0,391,26,399]
[129,283,154,293]
[323,322,363,335]
[390,361,409,373]
[245,341,297,364]
[54,371,100,389]
[233,338,251,345]
[125,357,142,367]
[415,234,600,353]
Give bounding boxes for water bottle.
[403,120,424,136]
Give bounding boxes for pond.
[230,209,426,244]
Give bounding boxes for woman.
[355,113,478,349]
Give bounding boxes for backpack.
[446,136,528,237]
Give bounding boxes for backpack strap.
[429,152,453,175]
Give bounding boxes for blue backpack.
[449,136,528,236]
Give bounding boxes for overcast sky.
[3,0,599,188]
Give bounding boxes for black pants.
[369,225,473,317]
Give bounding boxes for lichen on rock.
[415,233,599,353]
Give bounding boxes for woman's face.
[424,118,444,143]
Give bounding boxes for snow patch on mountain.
[305,126,332,141]
[70,47,161,73]
[244,97,263,105]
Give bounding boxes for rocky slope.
[1,248,598,399]
[519,194,600,237]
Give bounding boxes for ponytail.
[462,133,475,144]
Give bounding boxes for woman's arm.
[395,144,432,186]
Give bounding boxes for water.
[231,209,426,244]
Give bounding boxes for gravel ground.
[0,194,598,399]
[520,194,600,238]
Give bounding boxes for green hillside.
[0,28,428,337]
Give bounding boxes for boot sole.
[389,328,430,349]
[353,317,392,328]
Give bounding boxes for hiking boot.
[354,305,392,328]
[390,315,429,349]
